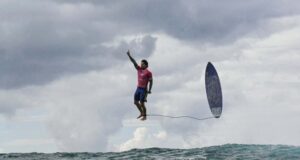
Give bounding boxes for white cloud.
[117,127,188,152]
[154,131,167,140]
[1,63,134,152]
[42,67,134,152]
[118,127,148,151]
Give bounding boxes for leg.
[134,88,144,118]
[140,101,147,121]
[134,101,143,119]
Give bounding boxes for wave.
[1,144,300,160]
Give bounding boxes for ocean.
[1,144,300,160]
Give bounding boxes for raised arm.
[127,50,139,69]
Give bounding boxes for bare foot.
[137,115,143,119]
[140,116,147,121]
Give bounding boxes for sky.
[0,0,300,153]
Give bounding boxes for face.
[141,61,147,69]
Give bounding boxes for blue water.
[1,144,300,160]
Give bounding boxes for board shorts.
[134,87,148,103]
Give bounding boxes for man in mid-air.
[127,50,153,121]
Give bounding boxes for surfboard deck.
[205,62,222,118]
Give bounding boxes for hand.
[127,50,130,56]
[147,90,152,94]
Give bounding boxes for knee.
[134,101,139,105]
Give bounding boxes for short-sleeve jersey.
[137,66,152,88]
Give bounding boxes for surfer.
[127,50,153,121]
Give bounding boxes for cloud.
[111,15,300,150]
[142,15,300,147]
[1,0,300,152]
[0,1,157,89]
[56,0,300,43]
[117,127,188,151]
[118,127,148,151]
[2,0,300,89]
[1,62,134,151]
[42,67,135,152]
[0,87,42,117]
[37,18,300,151]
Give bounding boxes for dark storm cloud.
[0,0,156,89]
[1,0,299,89]
[59,0,300,42]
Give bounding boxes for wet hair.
[141,59,148,67]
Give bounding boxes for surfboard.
[205,62,222,118]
